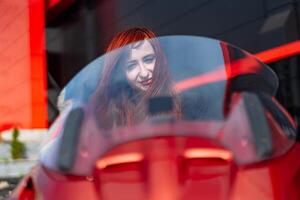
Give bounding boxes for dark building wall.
[104,0,300,52]
[46,0,300,121]
[46,0,300,83]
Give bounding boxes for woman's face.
[125,40,156,91]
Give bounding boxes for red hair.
[105,27,156,52]
[92,27,180,129]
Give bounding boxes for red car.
[9,36,300,200]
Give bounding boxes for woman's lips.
[140,78,152,86]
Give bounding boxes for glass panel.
[40,36,295,175]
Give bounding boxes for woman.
[91,27,180,129]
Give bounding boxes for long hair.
[92,27,180,129]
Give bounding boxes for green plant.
[10,128,26,159]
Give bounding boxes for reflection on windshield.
[89,37,181,129]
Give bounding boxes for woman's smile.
[139,78,153,87]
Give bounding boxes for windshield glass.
[40,36,296,175]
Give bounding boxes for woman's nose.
[139,63,150,78]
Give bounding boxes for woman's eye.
[127,63,137,71]
[144,56,156,64]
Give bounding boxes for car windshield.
[40,36,296,176]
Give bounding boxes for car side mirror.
[57,107,84,172]
[242,92,273,158]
